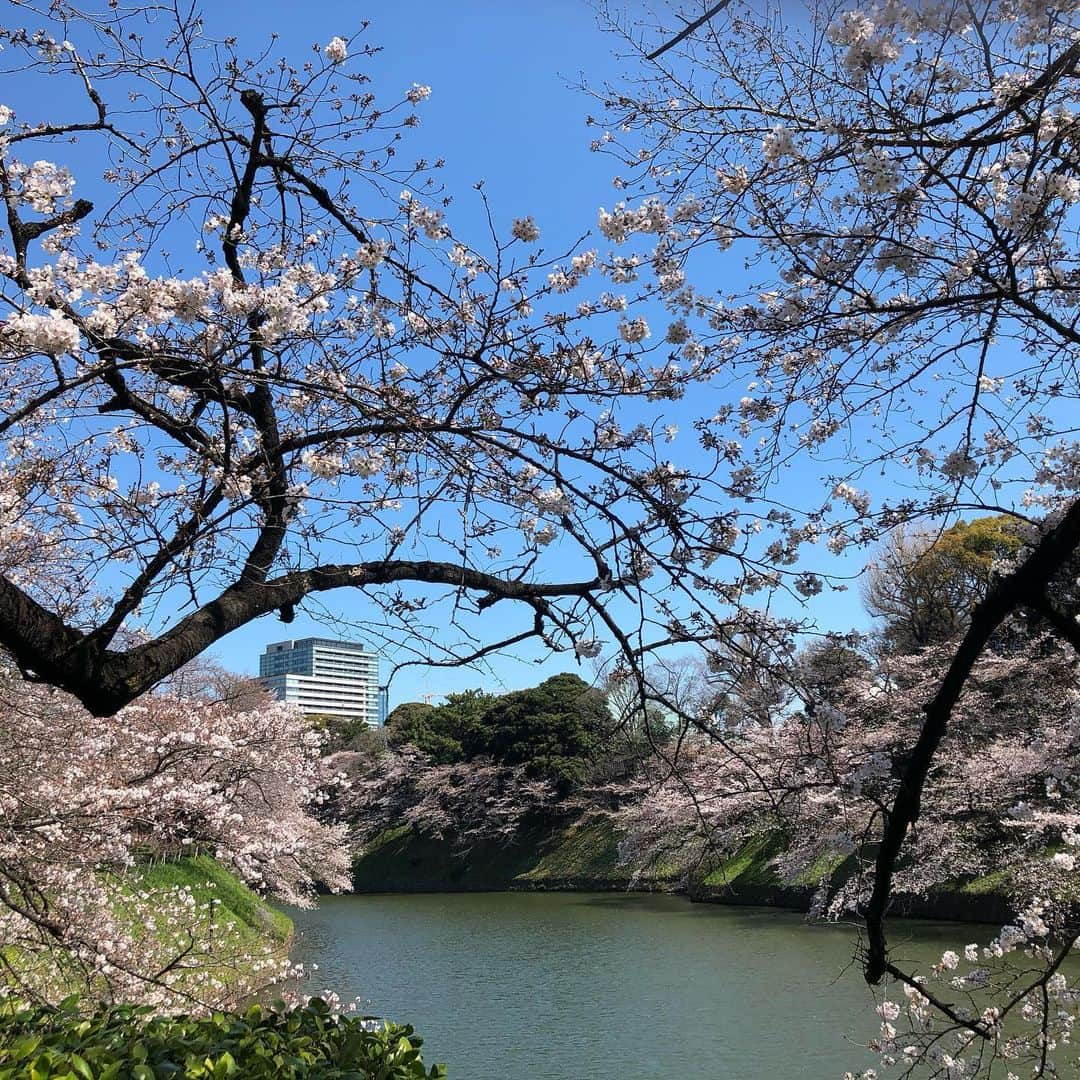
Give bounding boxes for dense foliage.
[384,675,610,785]
[341,674,623,851]
[385,692,498,766]
[463,675,610,785]
[0,998,444,1079]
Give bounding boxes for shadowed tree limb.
[646,1,734,61]
[0,562,611,716]
[864,498,1080,984]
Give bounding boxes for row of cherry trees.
[609,620,1079,1078]
[588,4,1080,1073]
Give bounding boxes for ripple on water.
[288,892,997,1080]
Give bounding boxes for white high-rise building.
[259,638,386,726]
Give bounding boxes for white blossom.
[619,316,651,344]
[324,36,348,64]
[511,216,541,243]
[762,125,796,163]
[4,309,81,355]
[573,638,603,659]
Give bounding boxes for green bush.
[0,998,445,1079]
[463,673,610,786]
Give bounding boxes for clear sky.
[188,1,872,703]
[195,1,673,702]
[8,0,874,705]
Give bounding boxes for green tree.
[432,689,501,759]
[384,680,609,785]
[384,692,499,764]
[463,674,610,787]
[385,702,436,746]
[862,516,1023,654]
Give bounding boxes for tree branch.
[0,561,611,716]
[864,498,1080,984]
[647,1,733,61]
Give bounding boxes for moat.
[291,891,991,1080]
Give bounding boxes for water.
[289,891,1000,1079]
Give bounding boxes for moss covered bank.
[132,854,294,947]
[351,818,1015,925]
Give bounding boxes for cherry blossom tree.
[617,636,1080,1075]
[589,0,1080,1039]
[0,666,348,1008]
[0,1,764,717]
[338,745,563,852]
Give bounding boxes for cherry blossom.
[0,665,347,1008]
[323,36,348,64]
[511,216,541,243]
[0,4,761,719]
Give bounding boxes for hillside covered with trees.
[341,518,1080,934]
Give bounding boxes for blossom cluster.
[0,667,348,1007]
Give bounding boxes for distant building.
[259,638,384,726]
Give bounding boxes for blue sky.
[6,1,876,705]
[205,1,637,246]
[201,1,717,702]
[194,1,869,702]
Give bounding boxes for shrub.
[0,998,445,1079]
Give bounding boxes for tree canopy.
[463,673,610,785]
[862,516,1024,653]
[4,0,1080,1072]
[383,674,608,785]
[385,691,496,765]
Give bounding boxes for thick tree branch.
[646,1,733,61]
[0,561,610,716]
[864,498,1080,984]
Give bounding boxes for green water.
[289,892,998,1079]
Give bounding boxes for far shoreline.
[345,818,1016,926]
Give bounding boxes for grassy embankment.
[1,856,292,1000]
[352,816,682,893]
[131,854,294,947]
[352,818,1016,923]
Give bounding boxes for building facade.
[259,638,385,726]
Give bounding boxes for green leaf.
[67,1055,93,1080]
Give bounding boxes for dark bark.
[864,498,1080,984]
[0,562,607,716]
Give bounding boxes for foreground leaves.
[0,998,446,1080]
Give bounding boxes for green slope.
[352,817,682,893]
[131,854,293,944]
